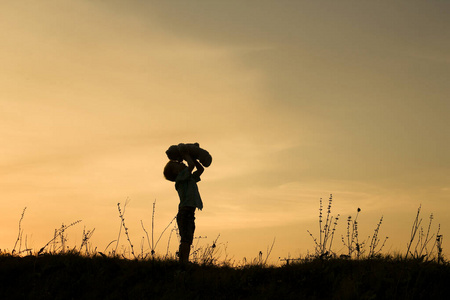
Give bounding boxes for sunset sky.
[1,1,449,263]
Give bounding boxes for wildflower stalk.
[406,205,422,258]
[12,207,27,255]
[152,199,156,255]
[80,226,95,254]
[141,220,152,255]
[155,216,177,251]
[308,194,339,258]
[368,216,388,257]
[117,201,136,259]
[38,220,82,255]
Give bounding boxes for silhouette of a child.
[164,153,204,263]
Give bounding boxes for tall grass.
[11,207,27,255]
[406,205,442,261]
[303,195,442,263]
[5,195,447,267]
[367,215,389,257]
[307,194,340,258]
[1,247,449,299]
[2,196,449,299]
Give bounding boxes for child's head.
[163,160,187,182]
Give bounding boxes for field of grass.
[1,252,449,299]
[2,196,448,299]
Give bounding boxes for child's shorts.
[176,206,196,245]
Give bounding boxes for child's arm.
[182,153,204,176]
[193,158,204,177]
[182,153,195,173]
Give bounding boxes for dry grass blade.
[116,201,136,259]
[12,207,27,255]
[38,220,82,255]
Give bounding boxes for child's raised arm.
[182,153,195,173]
[182,153,204,176]
[193,158,204,177]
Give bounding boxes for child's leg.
[179,242,191,264]
[176,206,196,263]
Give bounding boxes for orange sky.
[1,1,449,263]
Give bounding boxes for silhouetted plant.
[139,199,156,258]
[166,224,178,258]
[12,207,27,255]
[140,220,151,256]
[80,226,96,255]
[437,234,444,263]
[38,220,82,255]
[368,216,388,258]
[307,194,340,258]
[339,209,389,259]
[406,205,442,261]
[263,237,276,266]
[192,234,221,265]
[115,201,136,258]
[153,208,177,256]
[103,239,117,255]
[190,235,207,261]
[279,255,302,266]
[6,196,447,272]
[341,208,366,259]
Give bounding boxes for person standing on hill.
[163,152,205,263]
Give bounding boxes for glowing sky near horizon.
[1,0,449,262]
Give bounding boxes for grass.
[307,195,340,258]
[1,195,449,299]
[0,252,449,299]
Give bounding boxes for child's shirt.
[175,167,203,210]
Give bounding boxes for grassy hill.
[3,200,447,299]
[1,253,449,300]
